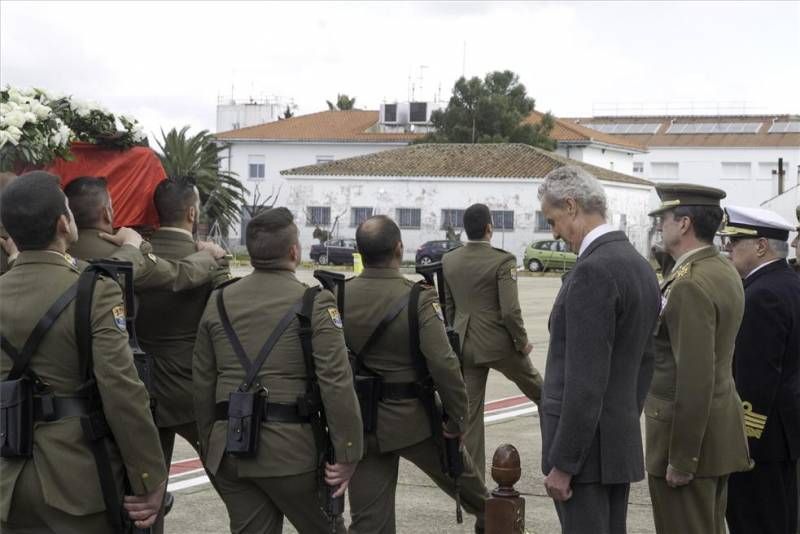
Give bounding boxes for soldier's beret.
[648,183,726,217]
[719,205,796,241]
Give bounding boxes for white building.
[567,115,800,209]
[216,96,295,133]
[280,143,655,264]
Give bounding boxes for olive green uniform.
[193,267,363,534]
[645,246,752,534]
[343,268,489,533]
[442,241,543,484]
[136,227,231,465]
[68,228,221,291]
[0,251,167,533]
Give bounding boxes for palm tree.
[326,94,356,111]
[156,126,245,233]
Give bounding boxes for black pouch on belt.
[0,377,34,458]
[226,389,265,457]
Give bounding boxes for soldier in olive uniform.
[136,177,231,469]
[344,215,489,534]
[64,176,227,290]
[0,172,166,533]
[646,184,752,534]
[720,206,800,534]
[193,208,363,534]
[442,203,543,484]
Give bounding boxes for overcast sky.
[2,1,799,142]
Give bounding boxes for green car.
[523,239,577,272]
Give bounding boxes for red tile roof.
[281,143,652,186]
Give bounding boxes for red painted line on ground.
[169,395,533,475]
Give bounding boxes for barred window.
[491,210,514,230]
[350,207,373,227]
[307,206,331,226]
[535,211,550,232]
[396,208,421,229]
[441,209,465,230]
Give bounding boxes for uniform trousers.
[462,354,542,484]
[214,455,345,534]
[348,434,489,534]
[2,460,113,534]
[159,421,200,465]
[553,482,630,534]
[648,474,728,534]
[727,460,798,534]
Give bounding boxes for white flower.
[7,88,31,105]
[29,100,52,120]
[0,125,23,147]
[0,109,32,129]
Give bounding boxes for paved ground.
[164,267,658,533]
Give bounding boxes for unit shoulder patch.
[432,302,444,321]
[111,305,127,332]
[327,307,343,329]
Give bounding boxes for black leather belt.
[33,396,92,422]
[381,382,420,401]
[214,401,310,424]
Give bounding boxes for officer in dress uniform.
[136,177,231,471]
[0,172,166,533]
[193,208,363,534]
[441,203,543,485]
[63,176,227,290]
[645,183,752,534]
[720,206,800,534]
[344,215,489,534]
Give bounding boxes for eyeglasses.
[721,236,756,249]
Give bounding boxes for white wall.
[222,141,410,239]
[633,146,800,208]
[555,144,636,175]
[282,174,654,264]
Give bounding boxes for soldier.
[193,207,363,534]
[442,203,543,484]
[136,177,231,471]
[344,215,489,534]
[645,184,752,534]
[720,206,800,534]
[64,176,227,289]
[0,172,166,532]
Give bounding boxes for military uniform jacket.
[343,268,467,453]
[136,228,231,428]
[733,260,800,462]
[68,228,220,291]
[193,268,363,478]
[541,232,660,484]
[0,251,166,520]
[645,246,752,477]
[442,242,528,366]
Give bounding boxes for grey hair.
[538,165,607,217]
[766,238,789,259]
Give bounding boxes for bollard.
[485,444,525,534]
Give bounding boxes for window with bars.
[248,155,265,181]
[491,210,515,230]
[534,211,550,232]
[307,206,331,226]
[350,207,373,227]
[396,208,421,229]
[633,162,644,173]
[440,209,465,229]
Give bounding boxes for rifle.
[312,270,348,533]
[413,262,464,524]
[415,262,461,358]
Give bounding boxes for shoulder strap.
[3,281,79,381]
[353,293,410,373]
[217,289,306,393]
[298,287,319,389]
[408,281,430,380]
[216,289,252,375]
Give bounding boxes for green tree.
[420,70,555,149]
[326,94,356,111]
[156,126,245,232]
[281,105,294,119]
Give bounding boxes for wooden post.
[485,443,525,534]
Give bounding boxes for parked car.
[523,239,577,272]
[415,240,463,265]
[310,238,357,265]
